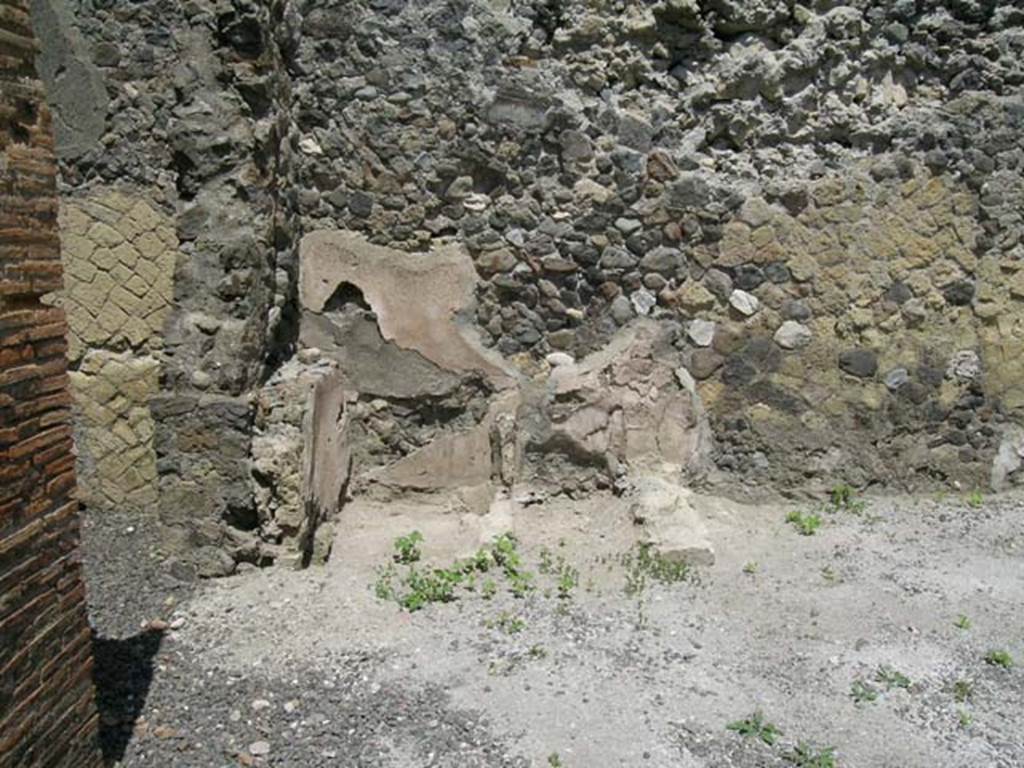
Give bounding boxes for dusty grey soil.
[82,490,1024,768]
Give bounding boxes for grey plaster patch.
[30,0,108,158]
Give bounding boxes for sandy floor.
[83,488,1024,767]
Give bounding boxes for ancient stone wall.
[284,0,1024,493]
[30,0,297,575]
[31,1,1024,568]
[0,1,102,764]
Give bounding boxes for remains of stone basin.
[253,230,721,567]
[29,0,1024,574]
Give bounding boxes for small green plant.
[487,611,525,634]
[398,567,462,611]
[830,483,866,514]
[374,564,397,600]
[624,564,645,596]
[954,614,972,630]
[966,490,984,509]
[786,511,822,536]
[547,753,563,767]
[952,679,973,703]
[491,533,536,597]
[509,570,534,598]
[743,561,759,575]
[622,543,692,596]
[481,578,498,599]
[786,743,836,768]
[726,710,782,746]
[529,644,548,659]
[539,547,555,575]
[491,533,522,572]
[874,666,911,691]
[557,562,579,599]
[374,532,544,611]
[393,531,424,564]
[464,547,494,573]
[850,679,878,705]
[984,649,1014,669]
[957,709,973,728]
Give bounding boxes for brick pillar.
[0,1,103,766]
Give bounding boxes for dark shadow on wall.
[91,629,165,765]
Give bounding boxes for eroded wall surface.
[31,0,295,575]
[0,1,102,764]
[31,1,1024,569]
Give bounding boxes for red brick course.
[0,1,102,765]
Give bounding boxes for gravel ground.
[81,490,1024,767]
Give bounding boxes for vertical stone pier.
[0,1,102,765]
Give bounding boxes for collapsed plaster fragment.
[528,320,714,487]
[302,280,463,399]
[991,425,1024,492]
[366,389,521,515]
[300,231,517,391]
[300,371,354,566]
